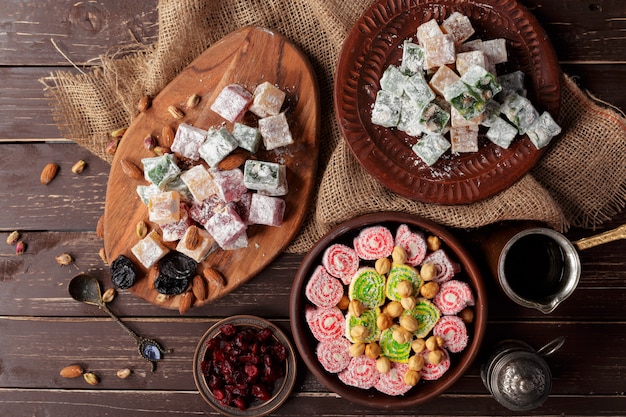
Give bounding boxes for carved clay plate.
[335,0,561,204]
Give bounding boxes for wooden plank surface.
[1,0,625,416]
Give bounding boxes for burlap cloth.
[40,0,626,253]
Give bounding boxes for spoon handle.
[99,304,142,343]
[573,223,626,251]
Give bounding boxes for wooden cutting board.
[103,26,320,310]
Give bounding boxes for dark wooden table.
[1,1,625,415]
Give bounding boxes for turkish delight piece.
[418,102,450,134]
[451,106,483,127]
[416,19,443,46]
[199,127,238,167]
[443,80,486,120]
[400,40,425,75]
[142,154,181,189]
[249,81,286,118]
[397,97,425,137]
[461,64,502,101]
[180,165,216,202]
[481,99,503,127]
[163,176,193,203]
[450,125,479,153]
[136,183,161,205]
[455,50,487,76]
[131,230,170,269]
[423,34,456,70]
[412,133,451,166]
[232,123,261,153]
[429,65,460,96]
[526,111,562,149]
[211,168,248,203]
[175,226,217,262]
[404,71,436,106]
[210,83,252,122]
[148,190,181,225]
[501,92,539,134]
[482,38,508,65]
[457,38,482,53]
[258,112,294,150]
[248,194,285,227]
[380,65,408,97]
[486,116,518,148]
[243,160,285,193]
[441,12,475,45]
[497,70,527,99]
[423,248,461,283]
[205,205,247,249]
[371,90,402,128]
[170,123,207,161]
[188,195,223,227]
[222,231,249,250]
[161,203,192,242]
[232,192,253,224]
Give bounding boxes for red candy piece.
[395,224,428,266]
[338,355,380,389]
[305,265,344,308]
[189,195,223,228]
[210,84,252,123]
[161,204,192,242]
[421,348,451,380]
[316,337,352,373]
[305,305,345,342]
[205,204,247,249]
[422,249,461,283]
[353,226,394,260]
[211,168,247,203]
[433,315,468,353]
[433,279,475,315]
[375,362,413,396]
[322,243,360,285]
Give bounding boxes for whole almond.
[60,364,84,378]
[96,214,105,239]
[218,151,248,170]
[120,159,143,180]
[178,291,194,314]
[185,225,200,250]
[40,163,59,185]
[202,267,225,289]
[192,274,208,301]
[161,126,175,147]
[137,95,151,112]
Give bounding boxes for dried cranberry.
[219,323,238,337]
[233,397,248,411]
[252,383,271,401]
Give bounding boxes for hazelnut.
[376,313,393,331]
[350,325,369,342]
[426,335,444,351]
[349,342,365,357]
[399,315,419,333]
[420,281,440,299]
[392,326,412,344]
[391,246,407,264]
[411,338,426,354]
[348,299,365,317]
[337,295,350,310]
[420,262,437,281]
[365,342,381,359]
[460,307,475,324]
[408,354,425,371]
[427,235,441,251]
[428,349,445,365]
[403,369,421,386]
[384,301,404,318]
[376,356,391,373]
[396,280,413,298]
[375,257,391,275]
[400,296,417,310]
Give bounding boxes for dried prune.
[154,252,197,295]
[111,254,137,289]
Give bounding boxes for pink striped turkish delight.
[248,194,285,227]
[188,195,223,227]
[210,83,252,123]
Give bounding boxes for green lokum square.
[501,92,539,134]
[443,80,486,121]
[397,97,425,137]
[486,116,518,148]
[243,160,285,193]
[371,90,402,128]
[141,154,181,189]
[199,127,238,167]
[418,102,450,134]
[164,176,193,203]
[412,133,451,166]
[379,65,408,97]
[232,122,261,153]
[526,111,562,149]
[497,70,526,99]
[461,64,502,101]
[480,99,502,127]
[404,72,436,106]
[136,183,161,205]
[400,41,425,75]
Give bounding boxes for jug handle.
[537,336,566,357]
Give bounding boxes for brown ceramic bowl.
[334,0,561,204]
[289,212,487,409]
[193,315,297,417]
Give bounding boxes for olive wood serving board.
[103,26,320,310]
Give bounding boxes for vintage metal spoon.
[68,274,172,371]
